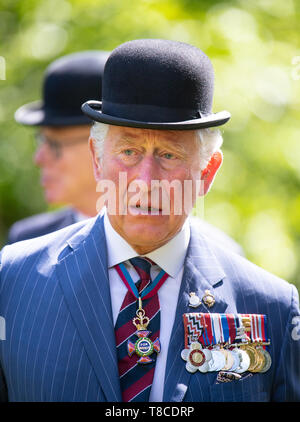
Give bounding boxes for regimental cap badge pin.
[202,289,215,308]
[189,292,201,308]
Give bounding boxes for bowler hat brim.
[15,100,93,127]
[82,100,230,130]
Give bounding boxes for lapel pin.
[189,292,201,308]
[202,289,215,308]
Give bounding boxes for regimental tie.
[114,257,169,402]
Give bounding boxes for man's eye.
[123,149,134,156]
[163,153,175,159]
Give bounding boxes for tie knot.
[129,257,153,282]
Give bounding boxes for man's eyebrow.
[158,137,190,155]
[118,130,182,142]
[114,137,140,148]
[114,132,190,155]
[119,131,141,140]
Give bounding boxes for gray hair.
[90,122,223,170]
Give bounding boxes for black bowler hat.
[15,50,110,126]
[82,39,230,130]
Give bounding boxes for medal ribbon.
[198,313,238,346]
[198,313,207,346]
[226,314,237,344]
[221,314,229,343]
[203,313,214,347]
[184,312,270,351]
[115,262,169,300]
[250,314,267,344]
[211,314,221,345]
[263,315,268,342]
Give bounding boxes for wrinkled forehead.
[105,125,198,148]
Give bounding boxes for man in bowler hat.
[7,50,109,243]
[0,39,299,402]
[7,50,243,255]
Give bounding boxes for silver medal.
[186,360,198,373]
[235,349,250,373]
[208,350,226,372]
[198,361,210,373]
[208,350,220,372]
[181,349,189,361]
[181,342,212,374]
[229,349,242,372]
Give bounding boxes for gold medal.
[251,346,266,373]
[259,348,272,373]
[240,344,260,372]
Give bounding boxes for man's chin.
[125,232,170,254]
[121,221,185,253]
[108,212,186,251]
[44,192,56,203]
[44,191,65,205]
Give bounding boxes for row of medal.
[181,312,272,375]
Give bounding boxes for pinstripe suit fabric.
[0,214,299,402]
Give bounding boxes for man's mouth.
[128,204,163,215]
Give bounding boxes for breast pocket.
[209,374,270,402]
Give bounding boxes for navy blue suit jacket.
[0,215,299,401]
[7,208,76,244]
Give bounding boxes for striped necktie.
[114,257,160,402]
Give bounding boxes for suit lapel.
[56,215,122,402]
[64,207,77,225]
[163,222,229,402]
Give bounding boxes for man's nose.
[136,155,160,187]
[34,142,51,166]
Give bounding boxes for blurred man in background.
[7,50,110,243]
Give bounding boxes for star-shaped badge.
[181,341,212,373]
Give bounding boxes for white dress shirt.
[103,210,190,401]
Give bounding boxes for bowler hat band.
[102,100,205,122]
[83,100,230,129]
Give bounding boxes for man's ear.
[89,137,102,181]
[200,150,223,196]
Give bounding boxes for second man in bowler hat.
[8,51,109,243]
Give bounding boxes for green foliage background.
[0,0,299,291]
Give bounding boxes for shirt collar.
[103,208,190,278]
